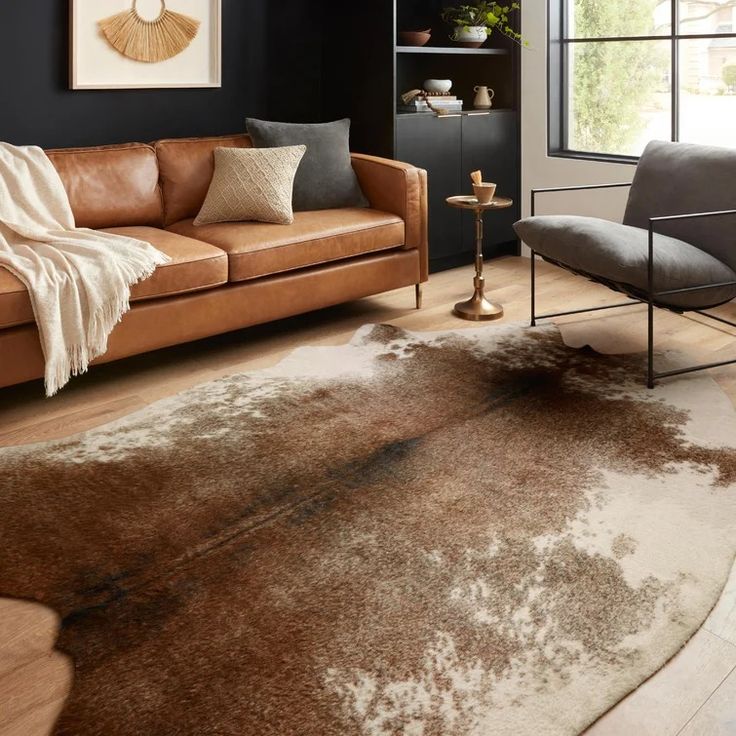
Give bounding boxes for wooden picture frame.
[70,0,222,90]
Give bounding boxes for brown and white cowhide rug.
[1,324,735,736]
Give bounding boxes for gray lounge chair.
[514,140,736,388]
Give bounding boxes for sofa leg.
[415,283,423,310]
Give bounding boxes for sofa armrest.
[351,153,428,281]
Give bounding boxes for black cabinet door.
[396,114,463,262]
[461,111,520,256]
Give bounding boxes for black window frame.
[548,0,736,163]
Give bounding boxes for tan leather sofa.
[0,135,428,390]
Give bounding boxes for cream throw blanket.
[0,143,170,396]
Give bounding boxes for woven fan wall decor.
[98,0,200,63]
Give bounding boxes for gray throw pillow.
[246,118,369,211]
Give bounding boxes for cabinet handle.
[436,113,461,119]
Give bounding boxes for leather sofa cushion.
[167,208,406,282]
[0,227,228,329]
[514,215,736,309]
[156,135,252,227]
[45,143,163,229]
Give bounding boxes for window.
[549,0,736,160]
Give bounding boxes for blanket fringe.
[44,256,165,397]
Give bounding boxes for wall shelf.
[396,108,515,118]
[396,46,509,55]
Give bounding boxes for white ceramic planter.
[452,26,488,45]
[423,79,453,94]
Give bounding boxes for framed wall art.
[70,0,221,90]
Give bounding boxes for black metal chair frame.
[529,183,736,388]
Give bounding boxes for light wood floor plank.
[706,576,736,647]
[0,397,146,446]
[0,654,71,736]
[678,664,736,736]
[584,631,736,736]
[0,697,69,736]
[0,601,62,665]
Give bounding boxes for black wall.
[0,1,324,148]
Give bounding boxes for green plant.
[723,64,736,92]
[441,2,527,45]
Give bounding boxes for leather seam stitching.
[149,254,227,269]
[213,220,405,254]
[46,145,155,156]
[1,288,28,295]
[133,279,229,302]
[155,135,247,146]
[230,242,408,281]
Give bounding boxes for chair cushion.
[168,208,405,282]
[0,227,228,329]
[624,140,736,273]
[514,215,736,309]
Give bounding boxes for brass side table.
[446,195,514,321]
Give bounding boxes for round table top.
[446,195,514,211]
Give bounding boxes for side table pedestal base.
[453,291,504,321]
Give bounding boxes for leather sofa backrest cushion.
[156,135,252,226]
[45,143,163,230]
[624,140,736,271]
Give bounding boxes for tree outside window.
[560,0,736,157]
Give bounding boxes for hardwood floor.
[1,256,735,735]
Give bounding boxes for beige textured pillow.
[194,145,306,226]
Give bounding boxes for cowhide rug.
[1,324,735,736]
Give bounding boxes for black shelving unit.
[324,0,521,272]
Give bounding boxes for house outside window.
[550,0,736,160]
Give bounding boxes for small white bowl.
[423,79,452,94]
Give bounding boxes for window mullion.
[672,0,679,142]
[562,29,568,149]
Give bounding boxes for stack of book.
[397,95,464,114]
[397,98,433,113]
[425,94,463,114]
